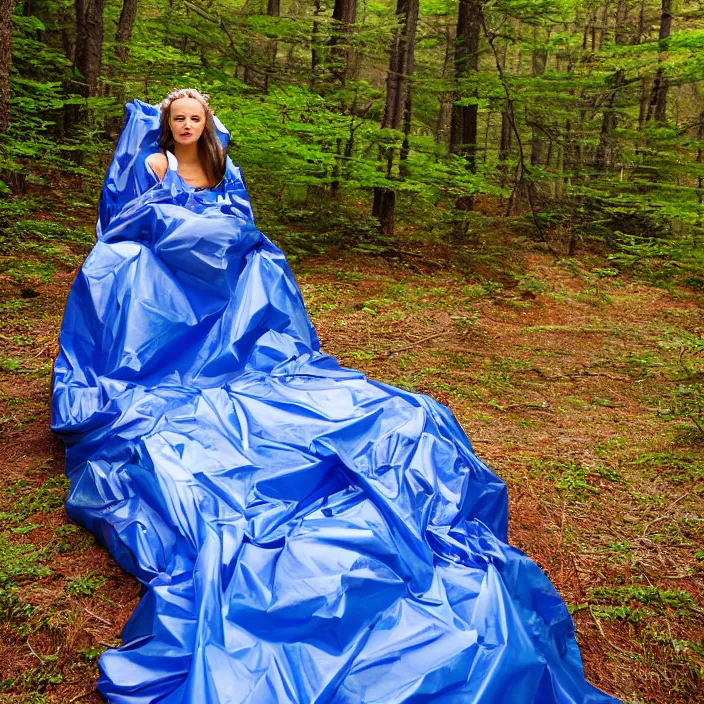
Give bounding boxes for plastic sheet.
[51,100,620,703]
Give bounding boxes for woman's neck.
[172,142,200,166]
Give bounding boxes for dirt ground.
[0,208,702,703]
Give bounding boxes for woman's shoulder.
[145,151,168,182]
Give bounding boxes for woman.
[52,90,619,704]
[145,88,226,190]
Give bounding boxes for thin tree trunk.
[499,99,512,185]
[563,43,576,195]
[328,0,358,84]
[264,0,280,89]
[597,0,610,51]
[696,106,704,239]
[595,0,629,170]
[243,0,277,89]
[635,80,649,147]
[372,0,419,236]
[481,9,550,247]
[382,0,419,132]
[450,0,482,230]
[399,88,412,177]
[637,0,645,43]
[595,69,624,170]
[74,0,105,97]
[108,0,139,110]
[311,0,322,90]
[115,0,138,64]
[528,26,548,203]
[647,0,673,123]
[483,110,490,164]
[435,23,454,144]
[530,32,548,168]
[614,0,629,45]
[497,43,511,187]
[0,0,13,134]
[450,0,481,170]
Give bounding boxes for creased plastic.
[51,100,620,703]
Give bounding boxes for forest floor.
[0,194,702,703]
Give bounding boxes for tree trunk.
[498,100,512,184]
[435,24,454,144]
[0,0,12,134]
[450,0,481,230]
[596,0,629,170]
[450,0,481,171]
[497,44,511,187]
[372,0,419,235]
[636,0,645,43]
[399,88,412,177]
[382,0,418,133]
[74,0,105,97]
[115,0,139,64]
[647,0,673,123]
[243,0,279,90]
[265,0,280,88]
[595,69,625,170]
[311,0,321,89]
[527,27,548,203]
[648,71,668,122]
[597,1,610,51]
[328,0,358,84]
[696,106,704,236]
[638,76,650,132]
[614,0,629,45]
[530,34,548,168]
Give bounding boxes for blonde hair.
[157,88,225,188]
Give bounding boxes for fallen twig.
[385,249,446,268]
[28,344,50,361]
[26,640,43,662]
[84,607,113,626]
[383,331,452,356]
[501,401,551,413]
[641,487,696,539]
[545,371,629,381]
[588,606,632,656]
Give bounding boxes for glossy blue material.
[52,100,620,703]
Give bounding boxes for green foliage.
[0,534,52,587]
[529,458,621,501]
[658,330,704,435]
[3,476,70,520]
[5,0,704,263]
[78,644,106,661]
[589,585,695,612]
[65,572,107,598]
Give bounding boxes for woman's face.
[168,97,207,146]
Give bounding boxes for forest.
[0,1,703,703]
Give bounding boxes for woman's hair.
[158,88,226,187]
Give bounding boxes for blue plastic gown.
[51,100,620,704]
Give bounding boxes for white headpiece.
[158,88,214,116]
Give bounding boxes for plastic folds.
[51,101,620,703]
